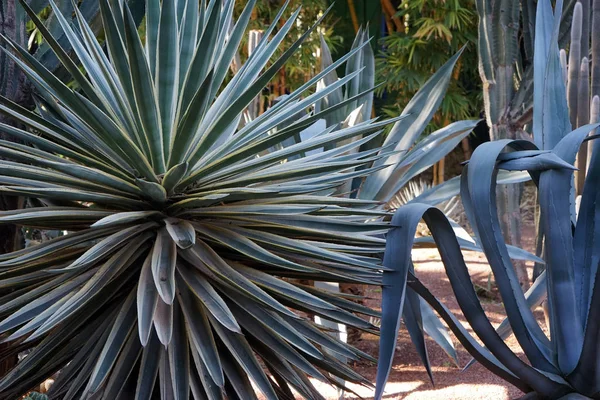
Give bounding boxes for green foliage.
[562,0,600,193]
[376,0,480,128]
[234,0,342,96]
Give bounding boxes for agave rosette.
[0,0,395,398]
[377,0,600,398]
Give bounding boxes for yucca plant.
[0,0,405,398]
[376,0,600,398]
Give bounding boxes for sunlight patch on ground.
[307,379,422,399]
[256,380,508,399]
[402,383,509,400]
[255,379,423,399]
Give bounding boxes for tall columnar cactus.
[593,0,600,98]
[567,4,582,128]
[593,96,600,131]
[577,57,590,183]
[580,0,590,57]
[564,1,600,193]
[475,0,531,288]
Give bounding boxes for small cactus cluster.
[563,0,600,193]
[22,393,48,400]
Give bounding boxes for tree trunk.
[339,283,365,345]
[436,157,445,184]
[476,0,530,290]
[491,123,529,290]
[346,0,360,33]
[0,0,29,376]
[380,0,403,32]
[461,137,471,160]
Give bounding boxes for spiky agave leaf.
[0,0,394,398]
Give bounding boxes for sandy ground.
[303,247,540,400]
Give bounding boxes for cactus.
[580,0,591,57]
[592,0,600,97]
[23,392,48,400]
[567,3,582,128]
[475,0,530,288]
[577,58,590,187]
[592,95,600,127]
[564,1,600,193]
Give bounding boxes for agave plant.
[377,122,600,400]
[377,0,600,398]
[0,0,406,398]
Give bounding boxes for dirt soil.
[304,246,542,400]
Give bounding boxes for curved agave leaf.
[536,125,600,376]
[463,271,548,372]
[376,202,571,400]
[463,141,556,372]
[408,170,531,206]
[377,123,600,397]
[0,0,394,397]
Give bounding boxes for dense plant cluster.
[4,0,596,399]
[234,0,342,98]
[0,0,393,398]
[376,0,480,128]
